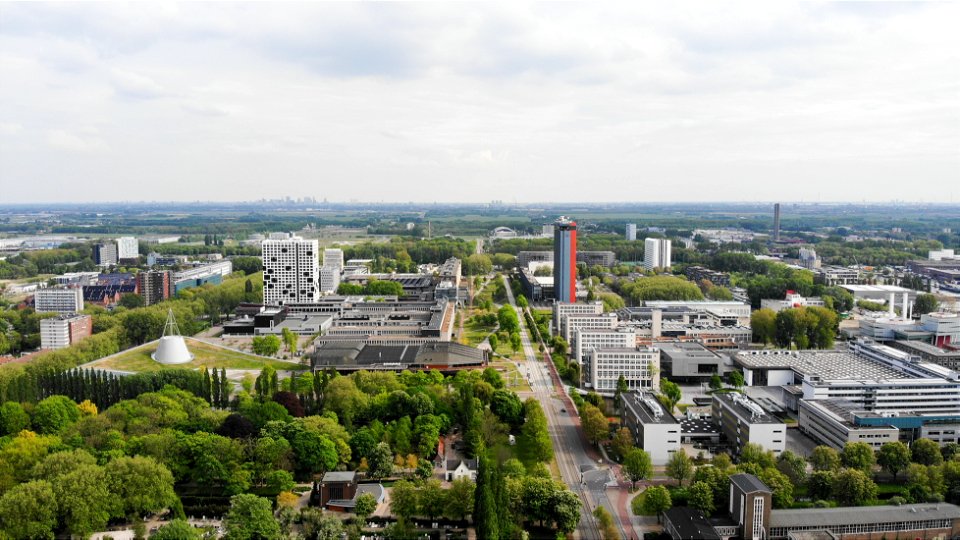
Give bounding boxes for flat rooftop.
[735,350,909,381]
[623,392,679,425]
[658,341,722,360]
[714,393,783,424]
[770,503,960,529]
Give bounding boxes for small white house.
[445,459,478,482]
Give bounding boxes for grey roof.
[729,473,771,494]
[328,483,385,508]
[321,471,357,483]
[446,459,478,471]
[663,507,721,540]
[623,391,680,425]
[770,503,960,529]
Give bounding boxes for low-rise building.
[658,341,727,380]
[311,341,487,374]
[585,346,659,393]
[39,314,92,350]
[561,312,618,342]
[34,287,84,314]
[685,266,731,287]
[797,399,899,451]
[621,391,681,465]
[172,261,233,295]
[445,459,478,481]
[712,393,786,455]
[760,291,825,313]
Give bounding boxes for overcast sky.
[1,2,957,204]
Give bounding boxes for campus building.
[319,266,340,294]
[552,301,604,335]
[322,248,344,271]
[585,346,660,393]
[712,393,786,455]
[621,391,681,465]
[262,234,319,306]
[797,399,899,451]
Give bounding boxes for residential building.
[684,266,731,287]
[40,314,92,350]
[712,393,786,455]
[553,217,577,302]
[760,290,825,312]
[577,251,616,267]
[94,243,117,266]
[116,236,138,262]
[319,266,340,294]
[585,346,659,393]
[34,287,83,313]
[797,399,899,451]
[323,248,344,270]
[626,223,637,241]
[137,270,172,306]
[621,391,680,465]
[445,459,478,481]
[262,235,319,306]
[644,238,671,270]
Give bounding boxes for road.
[502,275,622,540]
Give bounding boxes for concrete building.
[116,236,138,262]
[760,291,825,313]
[577,251,616,267]
[561,312,618,343]
[137,270,172,306]
[323,248,344,270]
[573,328,636,366]
[516,251,553,269]
[712,392,786,455]
[626,223,637,241]
[319,266,341,294]
[644,238,671,270]
[517,267,553,301]
[768,504,960,540]
[262,235,319,306]
[438,257,462,285]
[552,301,604,335]
[586,346,660,393]
[814,265,861,286]
[172,260,233,295]
[621,391,681,465]
[643,300,751,320]
[797,247,821,270]
[34,287,84,313]
[52,272,99,287]
[889,340,960,369]
[94,243,118,266]
[797,399,899,451]
[685,266,731,287]
[553,217,577,302]
[311,341,486,374]
[658,341,726,380]
[40,314,92,350]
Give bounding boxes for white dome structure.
[152,309,194,365]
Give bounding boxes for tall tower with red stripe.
[553,217,577,302]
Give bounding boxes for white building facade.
[323,249,344,270]
[262,235,319,306]
[552,301,604,335]
[626,223,637,241]
[34,287,84,314]
[320,266,341,294]
[644,238,672,270]
[116,236,139,260]
[586,346,660,393]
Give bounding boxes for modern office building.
[621,391,681,465]
[561,313,618,342]
[626,223,637,241]
[94,243,118,266]
[40,314,92,350]
[658,341,726,380]
[573,328,636,366]
[516,250,554,269]
[585,346,660,393]
[172,260,234,295]
[116,236,139,262]
[797,399,899,451]
[642,300,752,318]
[553,217,577,302]
[684,266,731,287]
[323,249,344,271]
[262,235,319,306]
[712,393,786,455]
[760,291,825,312]
[578,251,616,267]
[311,341,487,374]
[34,287,84,314]
[320,266,341,294]
[889,340,960,369]
[644,238,672,270]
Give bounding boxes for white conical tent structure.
[152,309,194,365]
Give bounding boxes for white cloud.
[0,2,957,203]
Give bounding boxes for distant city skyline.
[1,2,957,204]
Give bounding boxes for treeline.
[751,306,839,349]
[610,275,705,305]
[340,237,476,265]
[0,245,97,279]
[146,243,262,257]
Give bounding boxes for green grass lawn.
[491,359,531,392]
[89,338,305,373]
[463,319,497,347]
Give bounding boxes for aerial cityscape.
[1,3,959,540]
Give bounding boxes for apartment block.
[34,287,84,314]
[40,314,92,350]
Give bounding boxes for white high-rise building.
[626,223,637,241]
[319,266,341,294]
[34,287,84,314]
[116,236,139,260]
[323,249,344,270]
[262,235,319,306]
[644,238,672,270]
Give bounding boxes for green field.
[89,338,304,373]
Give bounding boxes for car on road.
[560,408,566,413]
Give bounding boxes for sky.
[0,2,957,204]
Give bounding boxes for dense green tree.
[251,335,282,356]
[593,505,619,540]
[610,427,634,460]
[914,294,940,316]
[832,468,878,506]
[689,481,715,516]
[32,395,81,434]
[445,477,475,521]
[660,379,682,411]
[666,448,694,486]
[152,519,201,539]
[354,491,378,522]
[912,438,944,466]
[368,442,394,480]
[775,450,808,486]
[759,467,795,508]
[519,398,553,464]
[581,403,609,446]
[878,441,912,480]
[641,485,672,522]
[623,448,653,489]
[727,370,745,388]
[841,442,876,473]
[0,401,30,436]
[0,479,58,540]
[223,494,282,540]
[740,443,776,469]
[807,470,835,501]
[53,463,119,538]
[751,308,777,344]
[31,448,96,480]
[810,445,841,471]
